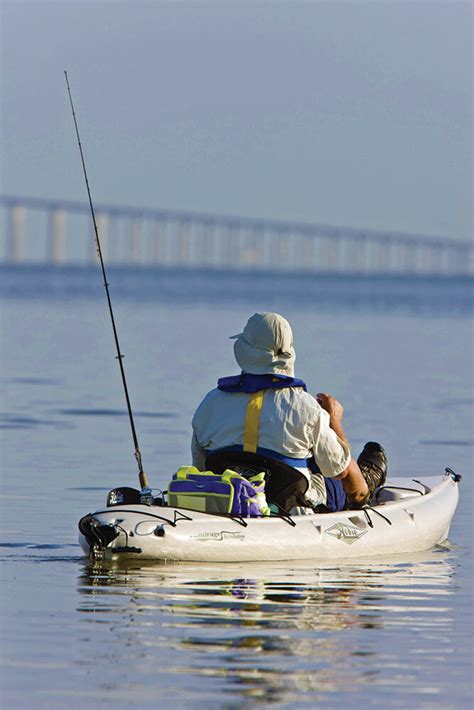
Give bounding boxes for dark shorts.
[325,478,346,512]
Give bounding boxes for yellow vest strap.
[243,390,265,453]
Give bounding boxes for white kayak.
[78,470,461,562]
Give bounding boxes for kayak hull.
[78,473,459,562]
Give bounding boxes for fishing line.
[64,70,151,496]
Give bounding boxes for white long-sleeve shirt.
[191,386,351,482]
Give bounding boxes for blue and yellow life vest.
[212,373,319,473]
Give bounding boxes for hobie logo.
[325,522,367,545]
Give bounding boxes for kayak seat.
[205,450,309,513]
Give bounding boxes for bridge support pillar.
[9,205,26,262]
[323,233,339,271]
[177,221,191,264]
[97,214,108,260]
[131,218,142,263]
[89,213,109,262]
[195,222,209,266]
[49,208,67,264]
[153,220,166,264]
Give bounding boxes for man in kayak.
[191,312,387,512]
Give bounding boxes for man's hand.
[316,393,344,423]
[317,392,370,506]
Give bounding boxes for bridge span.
[1,194,471,276]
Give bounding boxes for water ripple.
[58,408,177,418]
[0,413,74,430]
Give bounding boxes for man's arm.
[316,393,369,507]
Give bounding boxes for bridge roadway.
[1,194,472,275]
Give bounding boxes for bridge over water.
[1,194,472,276]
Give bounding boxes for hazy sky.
[1,0,472,239]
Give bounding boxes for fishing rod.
[64,70,151,498]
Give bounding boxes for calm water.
[0,265,473,708]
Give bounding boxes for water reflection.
[76,549,458,705]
